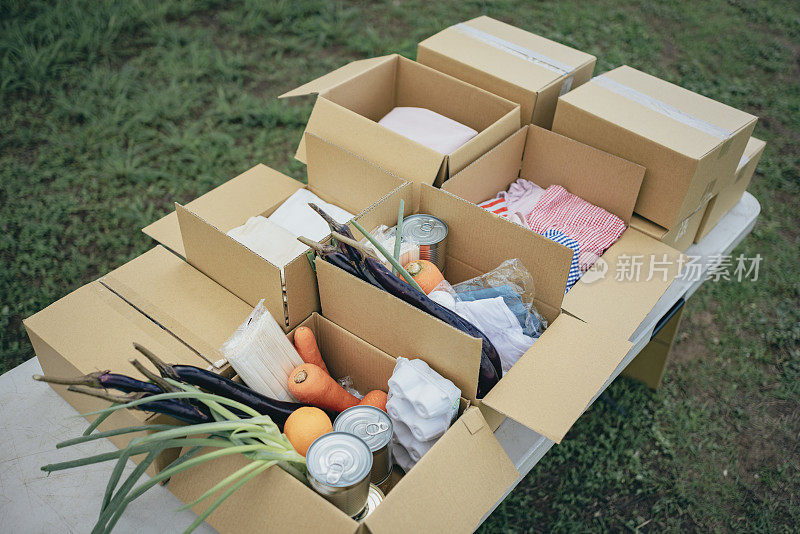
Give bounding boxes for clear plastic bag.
[452,258,547,338]
[359,225,419,269]
[337,375,363,399]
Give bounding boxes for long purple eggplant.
[134,344,336,429]
[64,385,213,424]
[33,371,164,395]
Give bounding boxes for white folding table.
[0,193,760,533]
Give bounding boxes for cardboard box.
[143,133,406,332]
[630,201,709,252]
[417,16,596,128]
[443,125,684,340]
[23,246,253,473]
[315,181,636,444]
[694,136,766,242]
[280,54,520,186]
[167,311,519,534]
[621,299,685,389]
[552,65,758,233]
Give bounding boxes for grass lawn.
[1,0,798,531]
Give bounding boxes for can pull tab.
[325,461,345,484]
[420,221,434,234]
[365,422,390,436]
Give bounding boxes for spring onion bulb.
[220,299,304,401]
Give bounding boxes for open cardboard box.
[168,311,518,534]
[280,54,520,186]
[442,125,685,340]
[316,181,635,441]
[417,15,596,128]
[694,136,766,243]
[143,133,406,332]
[23,246,254,473]
[552,65,757,236]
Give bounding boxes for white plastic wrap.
[219,300,304,401]
[359,225,419,269]
[386,357,460,471]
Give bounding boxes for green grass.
[1,0,798,531]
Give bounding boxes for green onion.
[393,199,405,275]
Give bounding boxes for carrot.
[293,327,329,374]
[404,260,445,294]
[359,390,388,412]
[288,363,360,413]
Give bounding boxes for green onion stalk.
[40,379,306,534]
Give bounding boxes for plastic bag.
[359,225,419,269]
[337,375,363,399]
[219,299,304,401]
[452,259,547,338]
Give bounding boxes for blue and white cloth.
[542,229,581,293]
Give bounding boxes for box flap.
[482,313,632,442]
[562,228,684,339]
[24,281,208,376]
[304,132,407,214]
[739,136,767,173]
[519,125,645,223]
[630,213,668,240]
[100,246,252,366]
[317,258,483,402]
[142,164,303,256]
[442,127,529,203]
[365,407,519,533]
[295,97,445,184]
[448,106,521,177]
[169,456,357,534]
[175,203,289,327]
[279,55,396,98]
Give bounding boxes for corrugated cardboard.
[695,136,766,242]
[168,312,518,534]
[443,125,683,340]
[316,182,634,442]
[144,133,406,332]
[630,200,709,251]
[621,302,684,389]
[417,16,596,128]
[280,54,520,186]
[22,246,251,473]
[553,65,757,231]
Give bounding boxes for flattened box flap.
[561,228,684,339]
[100,246,252,366]
[482,313,632,442]
[142,164,302,256]
[365,407,519,533]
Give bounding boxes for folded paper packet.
[226,216,309,269]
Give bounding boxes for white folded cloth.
[378,107,478,154]
[266,188,354,242]
[226,216,308,268]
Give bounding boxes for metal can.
[334,406,393,484]
[401,214,448,272]
[351,484,385,522]
[306,432,373,517]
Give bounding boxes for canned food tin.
[334,406,393,484]
[401,214,448,272]
[351,484,385,522]
[306,432,373,517]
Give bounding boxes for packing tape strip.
[453,23,576,77]
[591,75,735,140]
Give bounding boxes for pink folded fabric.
[525,185,626,271]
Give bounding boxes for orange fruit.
[404,259,445,294]
[284,406,333,456]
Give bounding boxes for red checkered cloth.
[525,185,626,272]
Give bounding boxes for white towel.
[378,107,478,154]
[267,188,354,242]
[226,216,308,268]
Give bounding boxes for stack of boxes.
[23,15,763,533]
